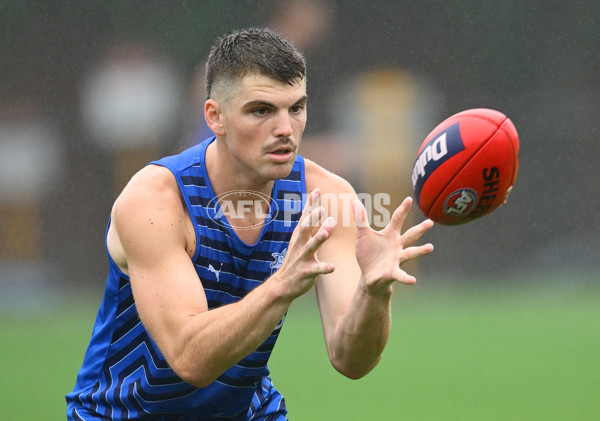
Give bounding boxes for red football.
[411,108,519,225]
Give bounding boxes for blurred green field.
[1,281,599,420]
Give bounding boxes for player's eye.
[290,104,304,114]
[251,107,268,116]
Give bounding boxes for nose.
[273,111,293,138]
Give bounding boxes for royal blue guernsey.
[67,137,305,420]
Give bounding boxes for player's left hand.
[352,196,434,294]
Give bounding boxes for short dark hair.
[205,28,306,100]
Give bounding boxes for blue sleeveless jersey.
[67,137,306,420]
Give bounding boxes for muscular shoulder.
[114,165,184,220]
[304,158,358,227]
[305,158,355,197]
[108,165,194,272]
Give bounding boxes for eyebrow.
[242,95,308,111]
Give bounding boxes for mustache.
[263,137,296,153]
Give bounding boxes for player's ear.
[205,99,225,136]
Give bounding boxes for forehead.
[234,73,307,105]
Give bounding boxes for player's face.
[219,74,307,184]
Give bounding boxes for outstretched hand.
[272,189,336,299]
[352,197,434,294]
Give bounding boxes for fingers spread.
[316,261,336,276]
[301,205,325,229]
[388,197,413,233]
[305,216,336,256]
[297,189,324,240]
[401,243,435,263]
[395,268,417,285]
[300,189,320,220]
[401,219,434,246]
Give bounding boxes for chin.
[267,162,295,180]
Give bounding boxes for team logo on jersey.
[412,123,465,207]
[270,248,287,274]
[443,188,478,217]
[207,190,279,230]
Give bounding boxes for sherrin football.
[411,108,519,225]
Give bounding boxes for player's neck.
[205,140,275,198]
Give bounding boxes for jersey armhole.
[147,161,202,263]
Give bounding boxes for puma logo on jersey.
[208,263,223,282]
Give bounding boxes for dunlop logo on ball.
[412,122,466,207]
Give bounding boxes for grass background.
[1,279,599,420]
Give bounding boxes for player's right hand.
[270,189,336,299]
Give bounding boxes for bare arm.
[307,162,434,379]
[111,166,334,387]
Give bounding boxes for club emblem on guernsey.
[270,248,287,274]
